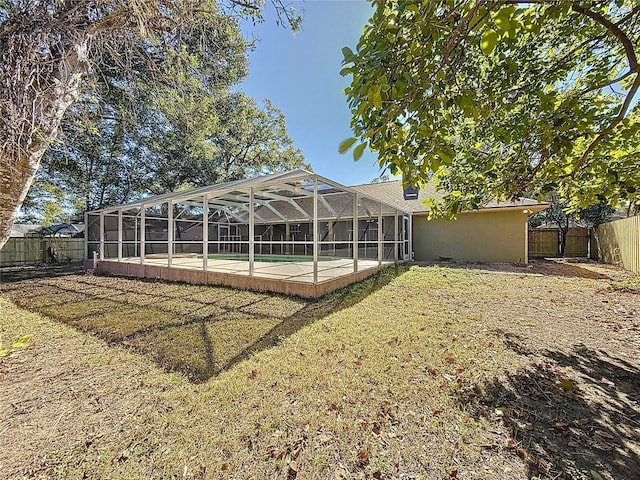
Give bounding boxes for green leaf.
[371,91,383,109]
[368,85,383,109]
[439,146,455,165]
[405,4,419,15]
[342,46,356,63]
[12,335,32,349]
[480,30,498,55]
[559,378,578,392]
[342,0,640,219]
[353,143,366,161]
[339,137,357,154]
[495,16,511,31]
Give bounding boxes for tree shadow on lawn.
[0,261,85,283]
[0,264,408,383]
[457,333,640,480]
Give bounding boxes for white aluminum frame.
[85,169,411,285]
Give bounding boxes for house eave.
[411,203,549,216]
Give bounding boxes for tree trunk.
[0,41,88,250]
[559,218,570,257]
[0,142,49,245]
[559,229,568,257]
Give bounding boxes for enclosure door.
[219,224,231,253]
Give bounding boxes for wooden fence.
[0,238,85,267]
[565,228,591,257]
[594,216,640,274]
[528,227,592,258]
[528,229,559,257]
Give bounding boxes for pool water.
[198,254,335,263]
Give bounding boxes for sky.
[239,0,395,187]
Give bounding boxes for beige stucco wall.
[412,209,529,264]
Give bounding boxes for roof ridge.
[348,179,402,188]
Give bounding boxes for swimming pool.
[195,254,335,263]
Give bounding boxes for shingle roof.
[351,180,547,214]
[10,223,85,237]
[9,224,40,237]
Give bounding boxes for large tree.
[202,94,307,184]
[341,0,640,217]
[31,89,306,217]
[0,0,299,248]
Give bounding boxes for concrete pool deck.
[89,256,395,298]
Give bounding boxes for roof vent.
[403,185,419,201]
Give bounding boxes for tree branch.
[500,1,640,175]
[228,0,261,11]
[579,69,635,96]
[442,0,489,65]
[570,3,637,71]
[571,71,640,175]
[616,5,640,26]
[565,3,640,174]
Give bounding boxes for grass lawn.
[0,261,638,479]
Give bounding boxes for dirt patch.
[411,260,640,479]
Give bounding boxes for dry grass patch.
[611,275,640,294]
[1,262,638,479]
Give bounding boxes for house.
[85,169,547,298]
[353,180,548,264]
[10,223,85,238]
[9,224,41,238]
